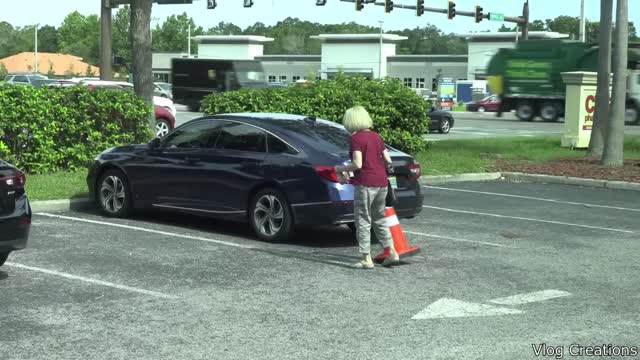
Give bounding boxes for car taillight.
[314,165,339,183]
[408,163,421,181]
[2,171,26,187]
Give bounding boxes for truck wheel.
[540,102,560,122]
[187,99,200,112]
[625,106,639,125]
[516,101,535,122]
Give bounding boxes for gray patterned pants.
[354,185,393,254]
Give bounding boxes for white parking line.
[424,185,640,213]
[488,290,571,305]
[422,205,634,234]
[38,213,256,249]
[404,230,512,248]
[5,262,178,299]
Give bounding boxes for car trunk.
[0,162,21,216]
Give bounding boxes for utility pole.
[188,22,191,57]
[378,20,383,79]
[100,0,113,80]
[34,24,38,73]
[579,0,586,42]
[521,0,529,40]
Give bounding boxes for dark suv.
[4,73,49,86]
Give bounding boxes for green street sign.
[489,12,505,22]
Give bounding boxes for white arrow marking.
[488,290,571,306]
[412,298,524,320]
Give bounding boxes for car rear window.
[276,120,351,151]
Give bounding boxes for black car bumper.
[291,185,424,227]
[0,194,31,253]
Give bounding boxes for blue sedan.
[87,113,424,242]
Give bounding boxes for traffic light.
[243,0,254,7]
[416,0,424,16]
[384,0,394,13]
[316,0,327,5]
[355,0,364,11]
[447,1,456,19]
[474,5,484,23]
[207,0,216,9]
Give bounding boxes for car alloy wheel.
[155,120,171,137]
[254,195,284,237]
[250,188,293,242]
[439,118,451,134]
[97,170,132,217]
[478,106,486,113]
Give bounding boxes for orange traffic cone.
[373,207,421,263]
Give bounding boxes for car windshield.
[157,83,172,91]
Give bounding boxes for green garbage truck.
[486,39,640,123]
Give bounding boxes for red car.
[466,95,500,112]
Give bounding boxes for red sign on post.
[583,95,596,130]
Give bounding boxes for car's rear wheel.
[155,119,171,137]
[249,188,294,242]
[97,169,132,218]
[0,252,9,266]
[439,118,451,134]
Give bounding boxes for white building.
[150,32,568,101]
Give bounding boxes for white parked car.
[79,80,177,117]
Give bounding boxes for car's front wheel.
[0,252,8,266]
[97,169,132,218]
[155,119,171,137]
[249,188,294,242]
[478,106,486,113]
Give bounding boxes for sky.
[1,0,639,33]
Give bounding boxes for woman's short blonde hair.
[342,106,373,133]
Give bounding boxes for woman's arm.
[335,151,362,173]
[382,149,392,166]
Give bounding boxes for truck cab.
[171,58,268,112]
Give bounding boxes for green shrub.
[201,75,429,154]
[0,84,152,173]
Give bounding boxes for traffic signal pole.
[338,0,528,34]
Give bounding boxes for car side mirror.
[148,137,161,151]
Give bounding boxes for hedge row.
[0,85,152,173]
[201,75,429,154]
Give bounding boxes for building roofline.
[191,35,274,44]
[310,33,408,42]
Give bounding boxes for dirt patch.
[493,158,640,183]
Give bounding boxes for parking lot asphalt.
[2,181,640,359]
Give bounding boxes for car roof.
[206,113,343,130]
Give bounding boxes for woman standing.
[334,106,400,269]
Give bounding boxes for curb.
[30,198,92,213]
[421,172,640,192]
[420,172,503,185]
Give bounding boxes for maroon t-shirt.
[349,130,388,187]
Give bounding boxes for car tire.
[187,99,201,112]
[155,119,171,137]
[439,118,451,134]
[516,101,535,122]
[625,105,639,125]
[97,169,133,218]
[347,223,356,233]
[0,252,8,267]
[478,106,486,113]
[540,102,560,122]
[249,188,294,242]
[160,94,167,98]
